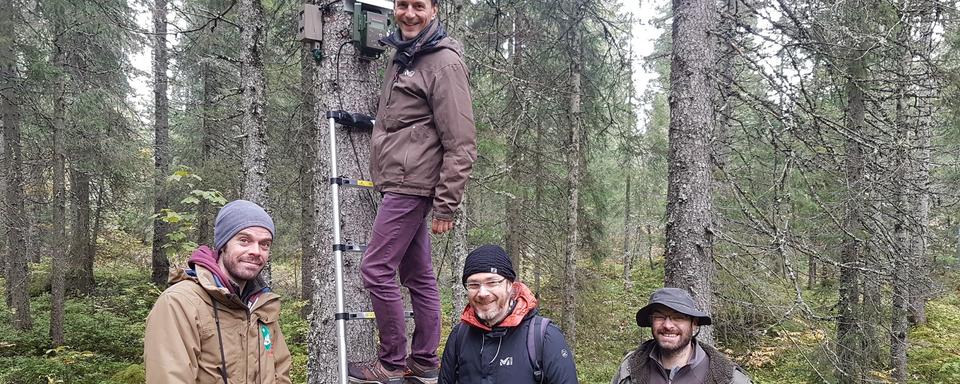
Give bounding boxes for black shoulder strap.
[527,316,551,384]
[453,322,468,374]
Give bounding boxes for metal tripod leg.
[329,116,349,384]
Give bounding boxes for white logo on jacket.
[500,357,513,366]
[402,69,415,77]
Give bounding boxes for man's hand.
[431,218,455,234]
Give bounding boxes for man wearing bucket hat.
[610,288,750,384]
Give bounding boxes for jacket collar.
[379,19,449,70]
[460,281,538,331]
[169,261,276,314]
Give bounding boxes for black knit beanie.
[462,244,516,284]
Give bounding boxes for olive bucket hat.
[635,287,712,327]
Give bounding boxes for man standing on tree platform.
[611,288,751,384]
[439,244,579,384]
[346,0,476,382]
[144,199,291,384]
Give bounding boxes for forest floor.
[1,255,959,383]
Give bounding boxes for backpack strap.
[527,316,551,384]
[452,322,468,375]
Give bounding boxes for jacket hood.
[183,245,238,295]
[433,36,463,58]
[379,19,462,70]
[460,281,538,331]
[170,245,269,307]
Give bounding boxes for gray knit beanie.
[213,200,275,252]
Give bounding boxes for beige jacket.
[370,36,477,220]
[144,266,291,384]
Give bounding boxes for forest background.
[3,0,960,383]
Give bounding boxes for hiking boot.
[404,357,439,384]
[347,360,405,384]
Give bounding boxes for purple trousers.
[361,192,441,368]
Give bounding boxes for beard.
[475,305,505,322]
[654,329,694,357]
[471,287,515,325]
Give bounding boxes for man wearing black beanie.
[439,244,579,384]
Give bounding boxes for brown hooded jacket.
[144,247,291,384]
[370,35,477,220]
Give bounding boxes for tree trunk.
[561,2,583,346]
[196,60,216,247]
[50,74,68,345]
[151,0,171,287]
[450,199,469,323]
[300,32,319,304]
[532,115,544,296]
[306,8,381,383]
[837,48,866,384]
[1,14,33,328]
[907,12,935,327]
[239,0,271,284]
[664,0,718,345]
[807,251,817,289]
[646,224,655,270]
[69,169,94,294]
[91,181,105,262]
[504,11,526,277]
[889,14,915,380]
[239,0,270,285]
[623,172,633,290]
[0,97,5,309]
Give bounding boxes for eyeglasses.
[464,278,507,292]
[651,313,691,323]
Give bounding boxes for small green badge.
[260,324,272,351]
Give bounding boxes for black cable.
[211,298,229,384]
[334,40,351,111]
[332,38,380,214]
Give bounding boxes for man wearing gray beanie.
[144,199,292,384]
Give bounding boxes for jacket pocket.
[405,125,441,188]
[378,127,413,184]
[258,320,280,382]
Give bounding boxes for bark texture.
[239,0,270,284]
[664,0,718,345]
[1,8,32,328]
[300,37,319,303]
[623,172,633,290]
[151,0,171,287]
[50,59,67,345]
[837,46,867,384]
[240,0,270,204]
[450,199,469,323]
[69,169,94,294]
[561,2,583,346]
[306,7,382,383]
[504,12,527,276]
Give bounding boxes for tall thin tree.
[561,0,584,346]
[239,0,270,284]
[306,6,380,382]
[663,0,718,345]
[836,25,868,383]
[49,45,68,345]
[151,0,172,286]
[0,0,32,329]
